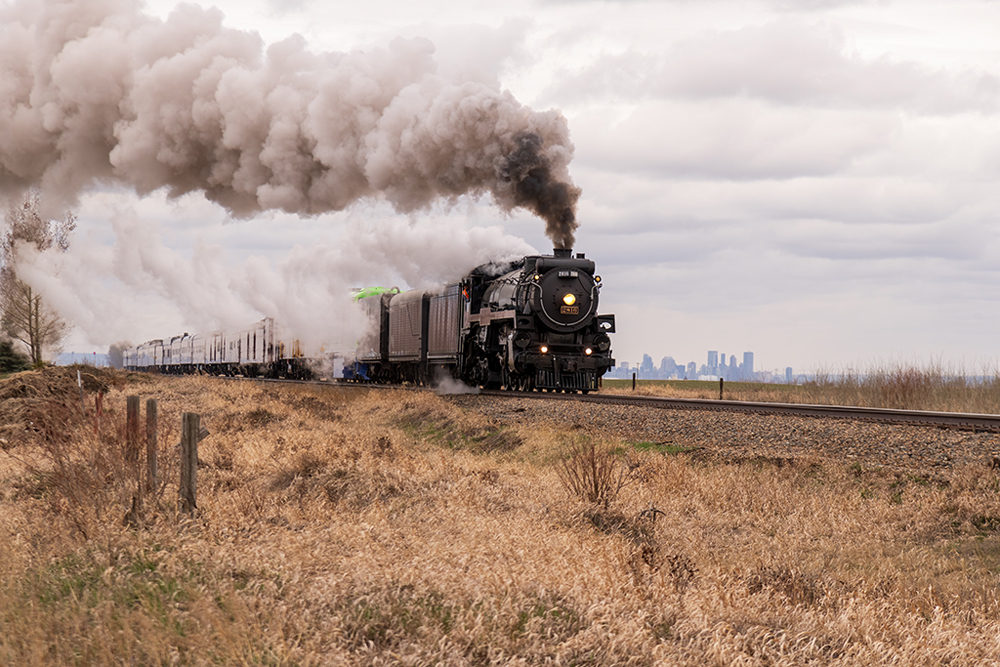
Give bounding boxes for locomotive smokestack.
[553,248,572,258]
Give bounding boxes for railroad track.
[235,376,1000,432]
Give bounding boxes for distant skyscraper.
[707,350,718,371]
[785,367,793,383]
[743,352,754,379]
[641,354,654,375]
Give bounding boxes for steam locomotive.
[124,248,615,392]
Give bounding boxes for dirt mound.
[0,367,103,448]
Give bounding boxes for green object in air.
[353,286,400,301]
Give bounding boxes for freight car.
[124,248,615,392]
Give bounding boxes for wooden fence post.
[179,412,199,514]
[77,370,84,411]
[94,392,104,435]
[720,378,724,400]
[632,372,636,391]
[146,399,158,493]
[126,395,140,463]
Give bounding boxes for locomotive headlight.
[540,345,549,354]
[562,293,577,306]
[585,348,593,356]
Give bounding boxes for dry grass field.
[1,367,1000,665]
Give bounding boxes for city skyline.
[608,349,796,384]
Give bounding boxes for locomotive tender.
[124,248,615,392]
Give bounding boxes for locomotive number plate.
[560,305,579,315]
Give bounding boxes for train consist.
[124,248,616,392]
[122,317,329,379]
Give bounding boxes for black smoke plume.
[500,132,581,249]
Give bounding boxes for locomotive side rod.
[480,389,1000,432]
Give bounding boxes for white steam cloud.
[16,207,536,350]
[0,0,581,248]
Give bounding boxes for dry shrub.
[0,368,87,446]
[8,394,176,539]
[805,361,1000,412]
[556,439,631,508]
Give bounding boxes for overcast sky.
[18,0,1000,374]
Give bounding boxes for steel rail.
[479,389,1000,432]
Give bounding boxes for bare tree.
[0,192,76,365]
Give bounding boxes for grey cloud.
[574,100,893,181]
[573,157,972,232]
[266,0,308,12]
[550,19,999,114]
[401,19,532,86]
[773,219,982,261]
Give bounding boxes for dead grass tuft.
[556,438,632,508]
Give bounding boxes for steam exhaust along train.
[124,248,615,392]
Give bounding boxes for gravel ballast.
[445,393,1000,472]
